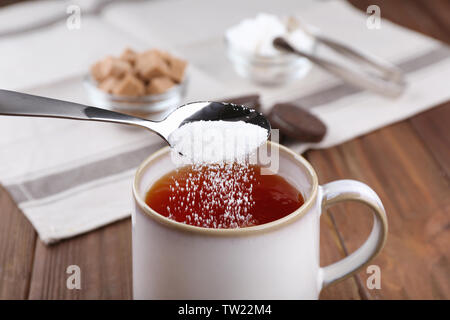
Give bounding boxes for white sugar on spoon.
[169,120,268,164]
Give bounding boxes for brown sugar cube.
[166,56,187,83]
[146,50,187,82]
[147,77,175,94]
[90,61,105,82]
[141,49,162,58]
[155,49,172,63]
[135,51,170,80]
[104,57,133,78]
[113,74,146,96]
[120,48,138,65]
[91,56,132,82]
[98,77,119,94]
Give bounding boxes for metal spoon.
[0,89,271,145]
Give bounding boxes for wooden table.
[0,0,449,300]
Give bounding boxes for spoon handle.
[0,89,161,131]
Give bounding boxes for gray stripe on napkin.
[5,184,30,203]
[6,142,164,203]
[399,46,450,73]
[294,45,450,108]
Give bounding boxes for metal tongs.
[273,17,406,98]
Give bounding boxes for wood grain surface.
[0,0,448,300]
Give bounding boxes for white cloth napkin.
[0,0,449,243]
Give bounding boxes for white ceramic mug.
[132,142,388,299]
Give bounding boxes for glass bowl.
[84,74,188,114]
[225,38,315,86]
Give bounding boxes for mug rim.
[133,141,319,236]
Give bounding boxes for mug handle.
[319,180,388,287]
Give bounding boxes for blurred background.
[0,0,448,300]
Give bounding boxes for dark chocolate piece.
[222,94,261,112]
[268,103,327,142]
